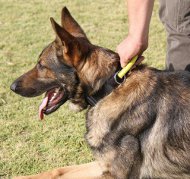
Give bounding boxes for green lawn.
[0,0,166,177]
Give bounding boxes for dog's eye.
[37,62,46,70]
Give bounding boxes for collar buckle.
[114,71,126,84]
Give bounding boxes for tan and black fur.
[11,7,190,179]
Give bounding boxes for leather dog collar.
[85,56,138,106]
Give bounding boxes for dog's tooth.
[50,93,57,102]
[50,97,55,102]
[55,88,59,93]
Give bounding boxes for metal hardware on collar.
[114,72,126,84]
[113,56,138,84]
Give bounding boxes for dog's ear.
[61,7,88,39]
[50,18,85,68]
[50,17,75,55]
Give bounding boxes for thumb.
[120,61,126,68]
[120,56,131,68]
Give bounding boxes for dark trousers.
[159,0,190,71]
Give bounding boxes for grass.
[0,0,166,177]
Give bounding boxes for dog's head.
[10,7,119,119]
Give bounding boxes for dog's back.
[86,67,190,178]
[140,70,190,178]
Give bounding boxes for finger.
[120,62,125,68]
[120,60,128,68]
[120,57,132,68]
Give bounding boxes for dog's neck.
[85,62,122,106]
[76,47,123,106]
[84,63,147,106]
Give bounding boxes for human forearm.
[127,0,154,43]
[117,0,154,67]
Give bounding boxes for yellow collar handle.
[117,56,138,79]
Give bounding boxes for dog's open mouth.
[39,87,68,120]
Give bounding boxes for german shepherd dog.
[11,7,190,179]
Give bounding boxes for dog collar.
[86,56,138,106]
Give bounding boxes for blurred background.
[0,0,165,177]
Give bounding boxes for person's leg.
[159,0,190,71]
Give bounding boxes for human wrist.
[128,32,148,51]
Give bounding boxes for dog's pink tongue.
[39,96,48,120]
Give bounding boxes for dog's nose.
[10,81,18,92]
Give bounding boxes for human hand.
[116,34,148,67]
